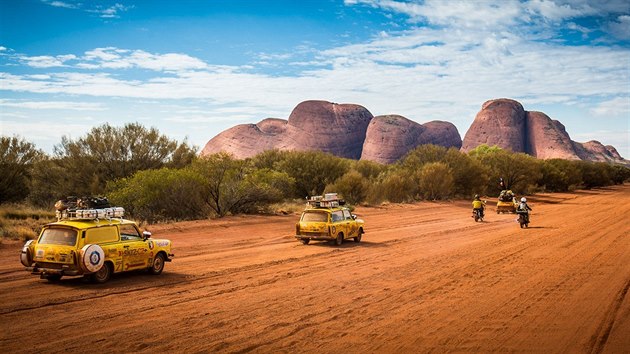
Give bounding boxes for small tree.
[107,168,209,223]
[192,153,294,217]
[418,162,454,200]
[52,123,197,196]
[325,169,370,205]
[0,136,44,203]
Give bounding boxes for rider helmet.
[474,194,479,199]
[521,197,526,202]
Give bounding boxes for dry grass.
[0,204,56,242]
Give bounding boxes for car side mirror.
[142,231,152,240]
[352,214,357,220]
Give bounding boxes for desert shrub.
[192,153,295,217]
[274,151,350,198]
[398,144,449,169]
[610,165,630,184]
[0,204,55,240]
[352,159,387,179]
[107,167,209,223]
[48,123,196,198]
[418,162,455,200]
[0,136,44,203]
[577,161,613,189]
[325,169,370,205]
[539,159,582,192]
[469,145,541,194]
[368,168,417,204]
[443,148,490,197]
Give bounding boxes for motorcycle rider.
[472,194,486,219]
[516,197,532,223]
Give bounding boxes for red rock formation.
[201,101,373,159]
[573,140,624,163]
[526,112,580,160]
[284,100,373,159]
[461,98,626,164]
[361,115,461,164]
[461,99,526,153]
[200,119,287,159]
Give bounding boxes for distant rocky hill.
[201,100,461,163]
[461,99,626,163]
[201,98,626,165]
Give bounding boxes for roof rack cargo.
[306,193,346,208]
[56,207,125,221]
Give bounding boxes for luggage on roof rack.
[54,196,123,221]
[306,193,345,208]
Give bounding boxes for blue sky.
[1,0,629,158]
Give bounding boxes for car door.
[342,209,357,237]
[119,224,150,271]
[333,210,351,239]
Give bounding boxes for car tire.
[20,240,35,267]
[335,233,343,246]
[353,231,362,243]
[148,253,165,275]
[300,239,310,245]
[91,262,112,284]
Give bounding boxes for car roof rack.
[56,207,125,221]
[306,193,346,208]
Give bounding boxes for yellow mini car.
[295,194,365,246]
[20,211,174,283]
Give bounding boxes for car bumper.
[295,234,333,241]
[26,265,82,276]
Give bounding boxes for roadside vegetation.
[2,123,630,230]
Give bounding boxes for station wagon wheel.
[149,253,165,275]
[354,231,363,243]
[91,262,112,284]
[301,239,310,245]
[335,233,343,246]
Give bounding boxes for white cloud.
[0,99,106,111]
[43,1,77,9]
[590,97,630,116]
[608,15,630,40]
[40,0,131,19]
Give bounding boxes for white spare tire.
[80,244,105,273]
[20,240,34,267]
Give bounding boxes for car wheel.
[301,239,310,245]
[354,232,362,243]
[91,262,112,284]
[148,253,165,275]
[45,274,62,282]
[335,233,343,246]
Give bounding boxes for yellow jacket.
[472,200,484,209]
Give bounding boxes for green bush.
[369,168,417,204]
[418,162,455,200]
[192,153,295,217]
[107,168,209,223]
[325,169,370,205]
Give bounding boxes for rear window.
[39,228,78,246]
[301,212,328,222]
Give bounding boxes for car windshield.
[39,228,78,246]
[301,211,328,222]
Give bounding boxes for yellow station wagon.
[295,194,365,246]
[20,209,174,283]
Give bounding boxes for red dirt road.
[1,186,629,353]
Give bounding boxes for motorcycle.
[472,208,484,222]
[517,211,529,228]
